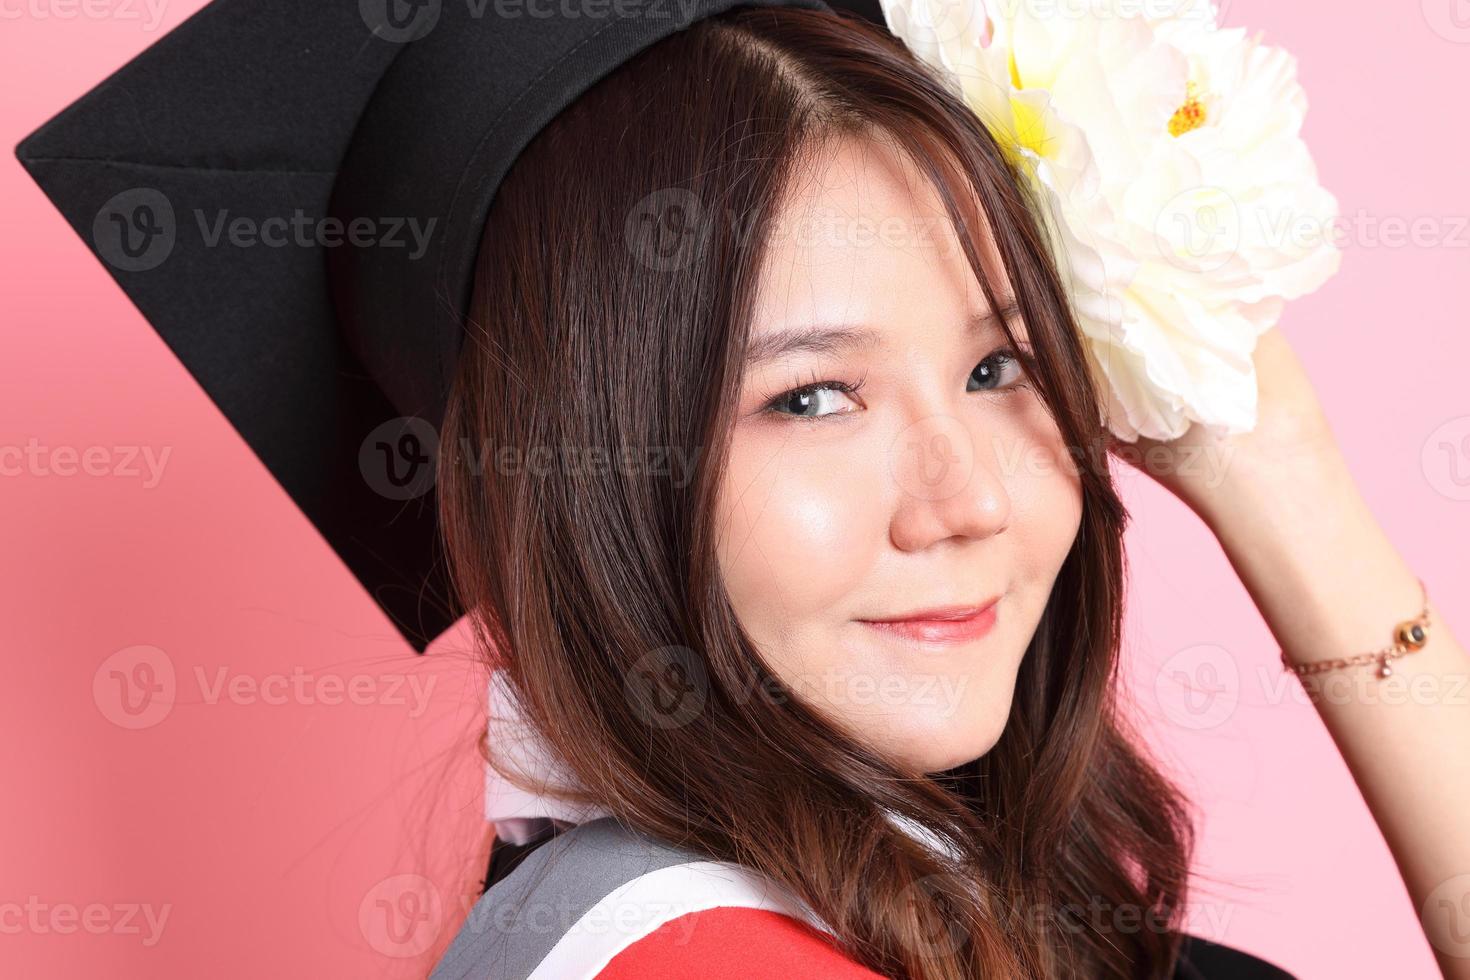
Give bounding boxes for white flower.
[878,0,1342,441]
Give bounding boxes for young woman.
[425,5,1470,979]
[16,0,1463,976]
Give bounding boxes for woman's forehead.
[749,134,1012,343]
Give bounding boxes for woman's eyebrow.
[743,300,1023,367]
[973,300,1023,333]
[742,324,882,368]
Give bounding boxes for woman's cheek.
[717,431,885,620]
[1005,409,1085,576]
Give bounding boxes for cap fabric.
[15,0,884,650]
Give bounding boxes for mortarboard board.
[14,0,886,652]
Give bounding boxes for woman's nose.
[886,411,1012,552]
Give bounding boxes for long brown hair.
[438,6,1195,977]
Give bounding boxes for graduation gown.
[429,817,1297,979]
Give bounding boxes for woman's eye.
[761,349,1029,422]
[967,348,1029,393]
[766,382,863,420]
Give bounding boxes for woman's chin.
[882,710,1012,775]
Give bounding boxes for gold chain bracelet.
[1280,578,1431,680]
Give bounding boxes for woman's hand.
[1104,326,1344,527]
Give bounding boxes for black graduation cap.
[15,0,886,652]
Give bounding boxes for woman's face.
[715,134,1084,773]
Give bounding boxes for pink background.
[3,1,1468,976]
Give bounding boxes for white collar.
[485,670,961,860]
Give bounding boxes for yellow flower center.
[1010,97,1048,155]
[997,59,1048,163]
[1168,80,1207,137]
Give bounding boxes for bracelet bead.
[1280,578,1430,681]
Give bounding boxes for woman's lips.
[857,598,1000,645]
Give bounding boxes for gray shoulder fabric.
[429,817,705,980]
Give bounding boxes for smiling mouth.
[856,597,1001,645]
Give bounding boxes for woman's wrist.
[1191,440,1425,670]
[1189,436,1350,543]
